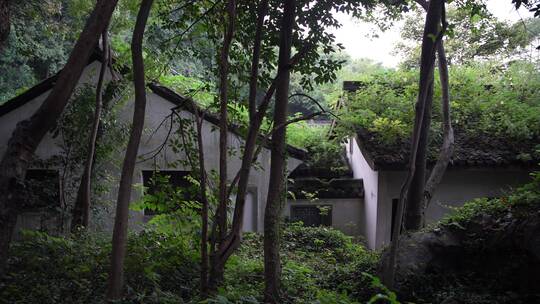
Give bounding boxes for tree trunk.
[422,42,453,210]
[383,0,445,288]
[208,0,270,283]
[0,0,119,276]
[71,29,110,232]
[208,0,236,292]
[0,0,10,51]
[414,0,454,222]
[196,113,210,298]
[106,0,153,300]
[247,0,269,121]
[263,0,296,302]
[404,82,433,230]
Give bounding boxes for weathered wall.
[346,137,378,249]
[2,60,303,237]
[0,61,112,237]
[376,168,532,249]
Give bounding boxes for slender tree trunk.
[247,0,268,121]
[196,113,210,298]
[208,0,236,292]
[382,0,445,288]
[0,0,10,51]
[263,0,296,302]
[106,0,153,300]
[209,0,270,279]
[0,0,119,276]
[415,0,454,220]
[404,83,433,230]
[71,29,110,232]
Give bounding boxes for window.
[291,205,332,227]
[142,170,193,216]
[22,169,61,211]
[391,198,398,240]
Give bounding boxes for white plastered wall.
[0,61,303,235]
[376,168,532,249]
[346,137,378,249]
[0,61,112,236]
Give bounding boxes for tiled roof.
[355,127,540,171]
[149,84,308,161]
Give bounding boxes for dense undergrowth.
[395,170,540,304]
[2,172,539,304]
[0,225,380,304]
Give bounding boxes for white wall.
[1,62,303,236]
[376,168,532,248]
[346,137,378,249]
[0,61,113,236]
[0,61,108,159]
[126,92,302,233]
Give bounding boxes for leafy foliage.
[336,61,540,145]
[1,225,382,304]
[395,4,540,68]
[439,169,540,227]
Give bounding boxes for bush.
[219,224,380,304]
[1,230,199,304]
[1,224,381,304]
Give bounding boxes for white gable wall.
[377,168,531,248]
[1,61,303,235]
[346,136,532,250]
[346,137,378,249]
[0,61,110,159]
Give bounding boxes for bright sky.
[330,1,536,67]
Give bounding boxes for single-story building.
[342,81,538,249]
[0,51,306,237]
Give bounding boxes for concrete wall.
[376,168,532,249]
[346,137,378,249]
[1,60,303,236]
[0,61,112,237]
[128,91,304,234]
[284,198,364,238]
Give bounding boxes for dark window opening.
[291,205,332,227]
[21,169,61,211]
[391,198,398,240]
[142,170,194,216]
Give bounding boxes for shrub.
[1,230,198,304]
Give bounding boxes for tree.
[106,0,154,300]
[179,0,390,295]
[208,0,237,292]
[383,0,447,287]
[0,0,119,276]
[396,5,540,67]
[71,29,110,231]
[263,0,296,301]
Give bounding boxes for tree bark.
[196,112,210,298]
[0,0,119,276]
[414,0,454,220]
[422,42,453,209]
[208,0,270,281]
[208,0,236,292]
[0,0,10,51]
[247,0,269,120]
[71,29,110,232]
[263,0,296,302]
[383,0,445,288]
[404,82,433,230]
[106,0,153,300]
